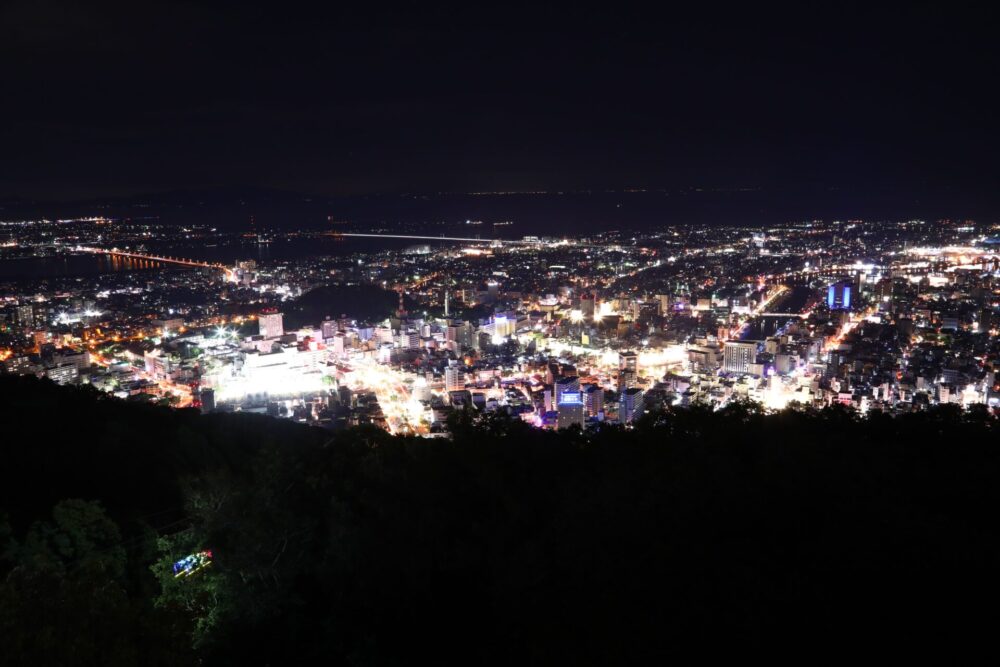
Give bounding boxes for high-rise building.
[827,281,853,311]
[620,351,638,373]
[554,376,581,403]
[619,388,645,424]
[557,391,585,429]
[487,281,500,303]
[445,319,473,350]
[618,368,637,390]
[618,351,638,390]
[401,330,420,349]
[259,311,284,338]
[14,304,33,329]
[723,341,757,374]
[583,384,604,417]
[445,363,465,392]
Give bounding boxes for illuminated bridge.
[326,232,613,249]
[328,232,524,244]
[757,312,810,318]
[75,246,235,279]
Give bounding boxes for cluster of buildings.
[3,216,1000,433]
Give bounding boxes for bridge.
[75,246,235,280]
[324,232,620,250]
[757,312,809,318]
[328,232,528,244]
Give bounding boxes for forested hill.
[2,376,1000,664]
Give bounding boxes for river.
[0,236,456,281]
[740,285,815,340]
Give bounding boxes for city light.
[1,215,993,431]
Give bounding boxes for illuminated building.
[620,351,638,373]
[827,281,853,311]
[619,351,638,389]
[583,384,604,417]
[153,317,184,334]
[688,340,723,373]
[259,311,285,338]
[45,364,78,385]
[331,332,347,359]
[144,349,174,380]
[493,312,516,339]
[14,303,33,329]
[375,326,394,345]
[619,387,645,424]
[723,341,757,375]
[555,375,581,403]
[52,350,90,372]
[399,330,420,349]
[445,320,465,344]
[3,355,34,375]
[557,391,585,429]
[445,363,464,392]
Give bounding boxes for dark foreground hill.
[2,375,1000,665]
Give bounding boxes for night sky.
[2,2,998,209]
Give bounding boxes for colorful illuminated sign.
[172,550,213,578]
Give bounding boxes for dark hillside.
[2,378,999,664]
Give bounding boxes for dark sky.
[2,1,998,205]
